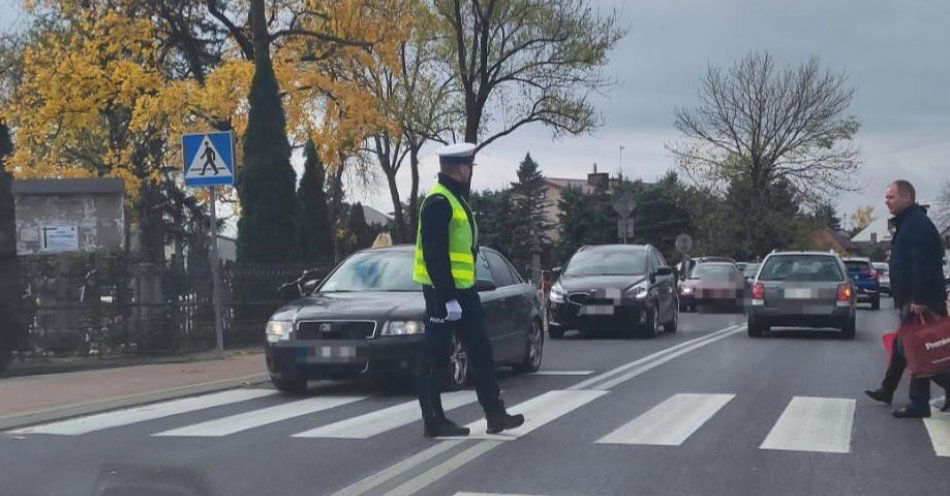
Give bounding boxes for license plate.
[582,305,614,316]
[785,288,814,299]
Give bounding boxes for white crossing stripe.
[293,391,478,439]
[760,397,855,454]
[454,493,605,496]
[152,395,365,437]
[530,370,594,376]
[923,410,950,457]
[10,389,278,436]
[597,393,734,446]
[450,390,607,441]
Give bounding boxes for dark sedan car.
[264,246,544,393]
[547,244,678,339]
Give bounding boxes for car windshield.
[760,256,843,282]
[690,264,736,280]
[564,250,648,276]
[742,264,761,277]
[319,251,420,292]
[873,263,888,272]
[844,260,872,272]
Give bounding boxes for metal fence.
[7,254,330,363]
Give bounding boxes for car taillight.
[869,270,878,280]
[752,282,765,300]
[837,284,852,302]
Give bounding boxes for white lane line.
[327,440,465,496]
[923,411,950,457]
[760,397,855,454]
[570,324,742,391]
[152,395,365,437]
[293,391,477,439]
[597,393,734,446]
[9,389,278,435]
[530,370,595,376]
[593,326,745,391]
[381,441,502,496]
[451,390,606,441]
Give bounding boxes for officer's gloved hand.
[444,299,463,321]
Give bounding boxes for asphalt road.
[3,297,949,496]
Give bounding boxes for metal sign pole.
[209,186,224,356]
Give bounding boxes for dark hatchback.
[264,246,545,393]
[547,244,678,339]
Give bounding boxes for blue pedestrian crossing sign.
[182,131,235,187]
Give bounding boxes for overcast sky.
[3,0,949,227]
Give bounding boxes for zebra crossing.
[7,387,950,458]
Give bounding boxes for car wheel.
[445,332,470,391]
[841,316,856,339]
[271,374,308,394]
[548,324,565,339]
[515,320,544,373]
[871,297,880,311]
[747,316,763,338]
[664,306,678,333]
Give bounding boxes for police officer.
[413,142,525,438]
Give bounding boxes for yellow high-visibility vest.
[413,183,478,288]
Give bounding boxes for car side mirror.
[551,266,562,277]
[301,278,321,294]
[655,267,673,277]
[474,279,497,292]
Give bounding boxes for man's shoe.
[486,410,525,434]
[864,388,894,405]
[892,406,931,419]
[423,418,470,438]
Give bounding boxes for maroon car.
[679,262,745,312]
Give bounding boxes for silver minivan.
[747,251,857,338]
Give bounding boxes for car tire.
[271,375,308,394]
[747,316,764,338]
[871,296,880,311]
[664,307,678,333]
[548,324,565,340]
[444,332,470,391]
[841,316,856,339]
[515,320,544,373]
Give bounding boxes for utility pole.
[618,145,625,179]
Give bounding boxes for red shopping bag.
[882,331,897,363]
[896,313,950,377]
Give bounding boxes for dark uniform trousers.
[418,288,502,421]
[881,300,950,408]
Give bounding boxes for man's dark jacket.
[888,204,947,307]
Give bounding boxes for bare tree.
[364,9,457,242]
[433,0,624,150]
[935,180,950,232]
[672,52,861,201]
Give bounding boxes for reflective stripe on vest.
[413,184,477,289]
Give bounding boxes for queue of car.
[260,242,900,394]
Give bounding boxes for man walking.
[865,180,950,418]
[413,142,525,438]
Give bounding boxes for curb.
[0,372,270,431]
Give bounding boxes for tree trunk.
[408,144,422,237]
[384,170,406,243]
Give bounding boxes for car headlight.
[681,286,693,295]
[382,320,425,336]
[628,282,649,299]
[549,282,566,303]
[265,320,293,343]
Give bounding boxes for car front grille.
[567,292,590,305]
[296,321,377,340]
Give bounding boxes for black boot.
[864,388,894,405]
[423,417,470,438]
[893,405,931,419]
[486,407,525,434]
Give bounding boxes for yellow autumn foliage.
[3,0,413,199]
